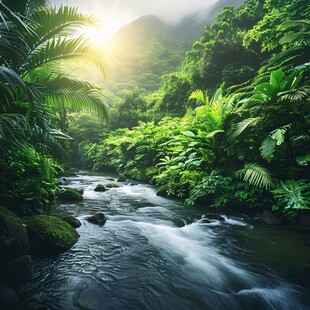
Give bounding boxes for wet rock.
[25,215,79,254]
[156,185,169,197]
[105,183,120,189]
[0,285,19,310]
[117,175,127,182]
[261,210,281,225]
[200,217,211,223]
[202,213,225,222]
[6,255,33,291]
[299,214,310,226]
[58,189,83,202]
[62,215,81,228]
[93,184,107,192]
[87,213,107,226]
[0,207,29,264]
[106,178,115,181]
[74,187,84,194]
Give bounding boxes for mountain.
[103,0,245,93]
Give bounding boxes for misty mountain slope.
[104,0,245,93]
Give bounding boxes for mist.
[51,0,219,24]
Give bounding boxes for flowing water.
[21,172,310,310]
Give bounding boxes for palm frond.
[20,36,105,77]
[0,113,29,143]
[231,117,262,138]
[27,6,100,48]
[189,90,208,105]
[45,89,109,121]
[236,162,276,190]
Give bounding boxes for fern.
[236,163,276,190]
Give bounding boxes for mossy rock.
[62,215,81,228]
[58,189,83,202]
[0,207,29,263]
[25,215,79,254]
[117,176,127,182]
[6,255,33,291]
[94,184,107,192]
[105,183,120,189]
[156,185,169,197]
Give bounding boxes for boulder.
[105,183,120,189]
[25,215,79,254]
[261,210,281,225]
[6,255,33,291]
[156,185,169,197]
[299,214,310,226]
[202,213,225,222]
[62,215,81,228]
[0,285,19,310]
[93,184,107,192]
[87,213,107,226]
[0,207,29,264]
[117,175,127,182]
[58,189,83,202]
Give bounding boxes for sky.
[52,0,218,25]
[51,0,219,45]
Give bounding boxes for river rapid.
[21,172,310,310]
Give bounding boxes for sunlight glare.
[83,15,126,47]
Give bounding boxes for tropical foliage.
[0,0,108,212]
[73,0,309,216]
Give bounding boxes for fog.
[51,0,219,24]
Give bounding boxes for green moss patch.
[0,207,29,263]
[58,189,83,202]
[25,215,79,254]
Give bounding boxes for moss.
[117,176,127,182]
[25,215,79,254]
[105,183,120,189]
[0,207,29,263]
[94,184,107,192]
[58,189,83,202]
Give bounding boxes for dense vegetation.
[72,0,310,216]
[0,0,309,217]
[0,0,108,213]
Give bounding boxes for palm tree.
[0,0,109,208]
[0,0,109,152]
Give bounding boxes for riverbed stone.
[299,214,310,226]
[6,255,33,291]
[117,175,127,182]
[58,189,83,202]
[156,185,169,197]
[87,213,107,225]
[261,210,281,225]
[0,207,29,264]
[105,183,120,189]
[94,184,107,192]
[25,215,79,254]
[0,285,19,310]
[202,213,225,222]
[62,215,82,228]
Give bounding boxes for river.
[21,172,310,309]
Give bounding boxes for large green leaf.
[260,136,276,162]
[236,163,276,190]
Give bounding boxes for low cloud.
[52,0,218,24]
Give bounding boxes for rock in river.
[87,213,107,226]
